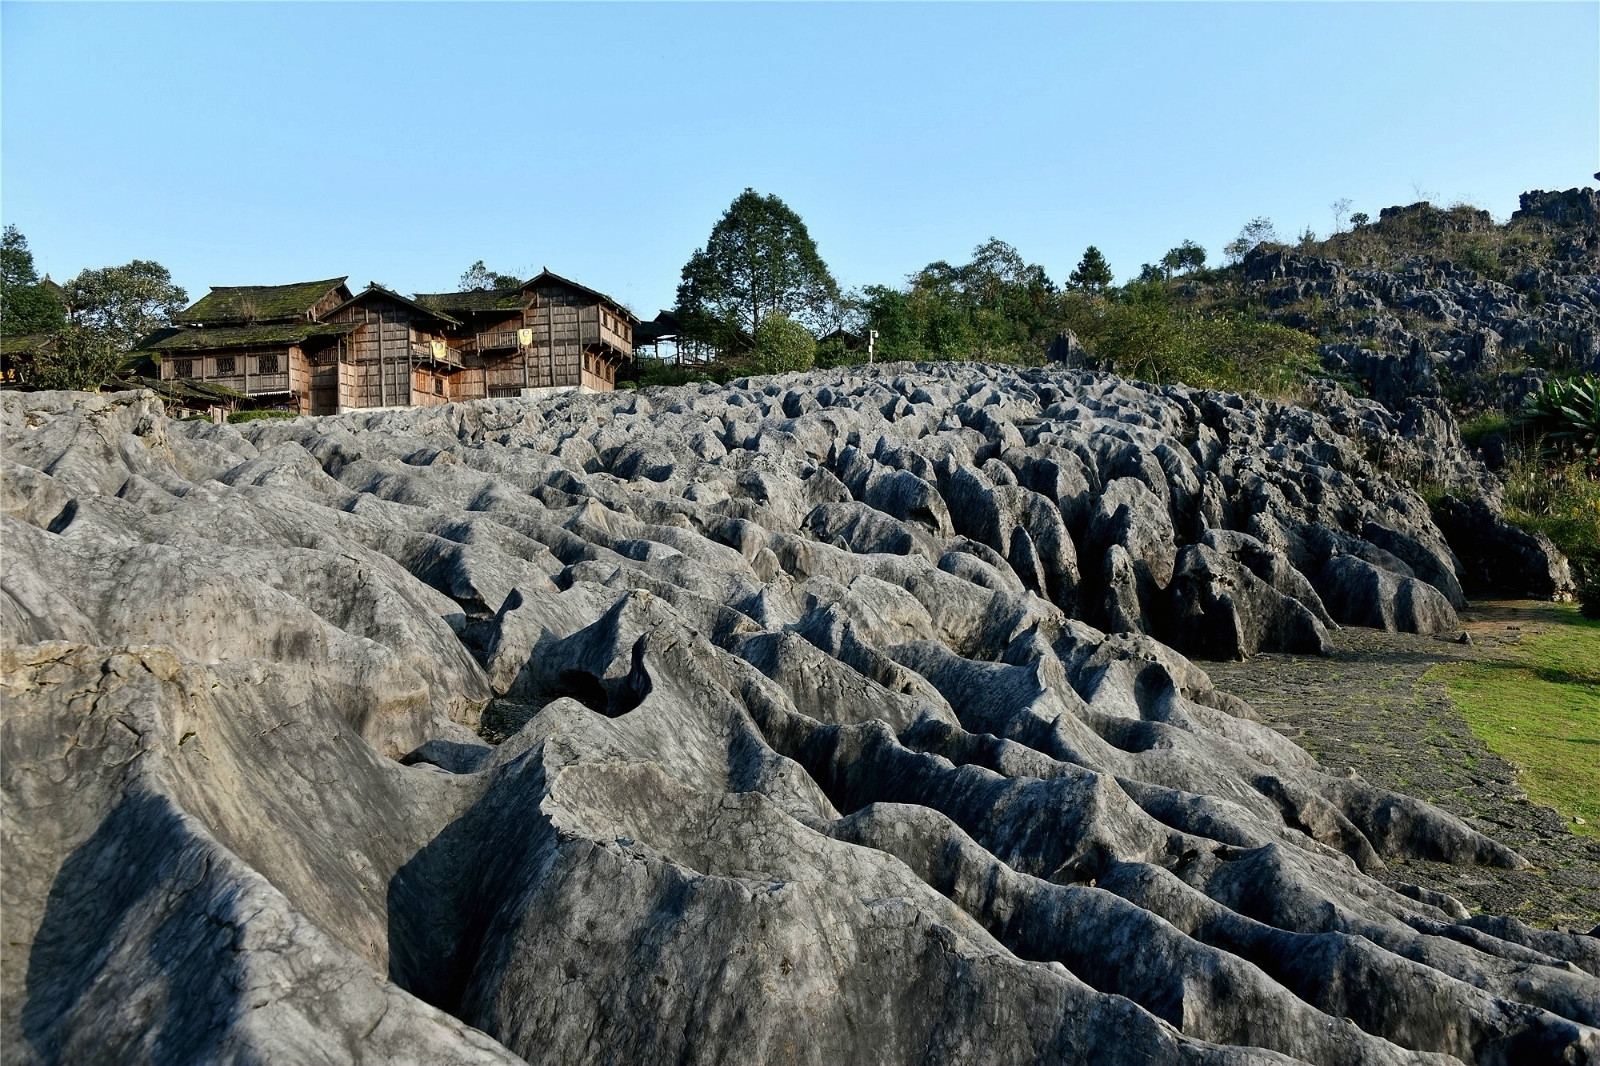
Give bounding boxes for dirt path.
[1205,602,1600,932]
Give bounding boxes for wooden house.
[415,269,637,397]
[318,285,466,412]
[139,278,356,414]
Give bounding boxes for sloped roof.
[1,333,58,357]
[412,287,526,314]
[524,269,640,324]
[175,278,351,326]
[113,373,248,405]
[136,321,359,352]
[325,284,462,326]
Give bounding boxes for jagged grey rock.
[3,373,1596,1066]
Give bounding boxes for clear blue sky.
[3,2,1595,317]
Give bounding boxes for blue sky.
[3,2,1595,318]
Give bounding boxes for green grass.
[226,408,297,424]
[1428,605,1600,837]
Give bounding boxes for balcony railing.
[476,330,521,353]
[413,341,463,367]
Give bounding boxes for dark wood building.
[140,278,356,413]
[319,285,465,412]
[415,270,637,398]
[137,269,635,416]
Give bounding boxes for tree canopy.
[63,261,187,352]
[1,226,67,336]
[459,260,523,291]
[675,189,840,350]
[1067,246,1113,292]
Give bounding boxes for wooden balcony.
[476,330,522,353]
[413,340,464,368]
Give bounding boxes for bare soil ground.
[1206,602,1600,932]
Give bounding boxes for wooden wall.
[325,296,430,410]
[160,347,294,398]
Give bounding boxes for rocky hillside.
[3,368,1596,1066]
[1233,187,1599,417]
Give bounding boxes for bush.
[751,314,815,375]
[1090,299,1316,398]
[1579,570,1600,620]
[813,336,858,370]
[227,408,296,424]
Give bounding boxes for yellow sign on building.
[518,328,534,347]
[431,340,448,360]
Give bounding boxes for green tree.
[63,260,187,352]
[26,322,122,391]
[1168,239,1206,274]
[1,226,67,336]
[675,189,840,350]
[459,260,523,291]
[750,313,816,374]
[1224,217,1278,262]
[1067,246,1113,292]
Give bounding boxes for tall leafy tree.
[675,189,840,348]
[63,260,187,352]
[1067,246,1113,292]
[459,260,523,291]
[1,226,67,336]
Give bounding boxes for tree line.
[1,226,188,390]
[2,190,1322,396]
[660,188,1315,394]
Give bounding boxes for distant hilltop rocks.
[1226,186,1599,417]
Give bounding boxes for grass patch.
[1428,605,1600,836]
[227,408,297,424]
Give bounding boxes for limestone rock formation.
[3,371,1595,1066]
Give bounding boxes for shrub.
[813,336,857,370]
[1090,299,1316,398]
[1579,570,1600,620]
[227,408,296,424]
[751,314,816,375]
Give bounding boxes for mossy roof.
[176,278,351,325]
[113,373,248,404]
[412,287,527,314]
[136,321,359,352]
[1,333,58,357]
[326,284,462,326]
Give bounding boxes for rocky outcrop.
[1239,191,1600,410]
[3,374,1596,1066]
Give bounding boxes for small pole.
[868,329,878,364]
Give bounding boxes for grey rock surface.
[3,373,1596,1066]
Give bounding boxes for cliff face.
[3,370,1595,1066]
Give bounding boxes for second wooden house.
[415,270,637,398]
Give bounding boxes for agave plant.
[1519,374,1600,471]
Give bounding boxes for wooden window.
[216,356,236,375]
[173,358,194,378]
[433,377,443,395]
[258,353,280,374]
